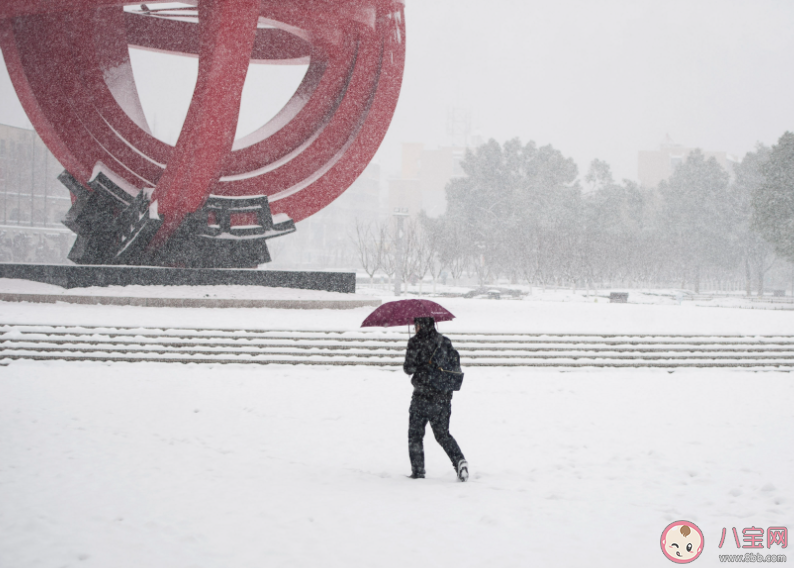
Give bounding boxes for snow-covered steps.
[3,324,794,368]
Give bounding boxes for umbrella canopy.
[361,299,455,328]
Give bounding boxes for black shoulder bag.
[426,335,464,392]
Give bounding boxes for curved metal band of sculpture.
[0,0,405,267]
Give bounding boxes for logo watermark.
[660,522,788,564]
[661,521,705,563]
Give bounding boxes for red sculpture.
[0,0,405,266]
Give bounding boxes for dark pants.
[408,393,465,474]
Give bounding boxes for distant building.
[0,124,74,263]
[388,142,467,218]
[638,134,739,188]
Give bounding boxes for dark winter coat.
[403,326,455,400]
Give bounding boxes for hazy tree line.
[354,132,794,294]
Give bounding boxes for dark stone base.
[0,264,355,293]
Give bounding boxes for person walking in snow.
[403,316,468,481]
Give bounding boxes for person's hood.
[414,317,437,338]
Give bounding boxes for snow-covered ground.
[2,288,793,335]
[1,296,793,567]
[362,283,794,311]
[3,276,792,314]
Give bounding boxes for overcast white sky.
[2,0,793,183]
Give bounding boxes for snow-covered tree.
[752,131,794,264]
[658,150,732,292]
[730,145,776,295]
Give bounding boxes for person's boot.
[409,470,425,479]
[456,459,469,482]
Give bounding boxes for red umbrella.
[361,299,455,328]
